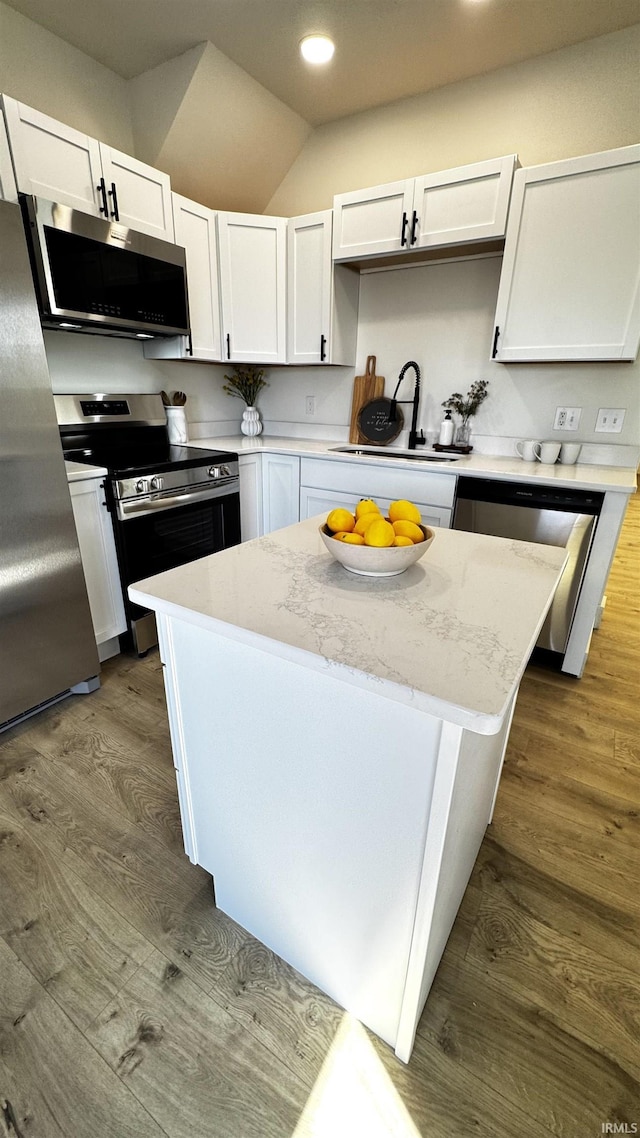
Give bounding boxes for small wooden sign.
[358,398,404,444]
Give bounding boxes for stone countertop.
[65,460,108,482]
[129,515,567,735]
[189,436,637,495]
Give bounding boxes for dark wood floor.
[1,494,639,1138]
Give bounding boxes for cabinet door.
[412,155,516,249]
[333,179,414,260]
[69,478,126,645]
[262,454,300,534]
[217,212,287,364]
[0,108,17,202]
[99,145,174,241]
[300,487,451,529]
[173,194,220,358]
[3,96,102,214]
[287,210,332,365]
[239,453,263,542]
[492,146,640,362]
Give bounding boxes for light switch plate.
[595,408,625,433]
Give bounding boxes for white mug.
[516,439,539,462]
[559,442,582,465]
[534,441,561,464]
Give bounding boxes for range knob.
[219,464,231,477]
[208,465,221,479]
[135,478,148,493]
[150,475,164,491]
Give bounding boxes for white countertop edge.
[65,460,108,482]
[190,436,636,495]
[129,584,526,736]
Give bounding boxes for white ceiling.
[5,0,640,125]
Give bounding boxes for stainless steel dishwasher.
[452,477,604,658]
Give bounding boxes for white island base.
[131,517,566,1063]
[158,613,515,1063]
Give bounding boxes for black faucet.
[389,360,426,450]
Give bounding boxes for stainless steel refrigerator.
[0,198,99,729]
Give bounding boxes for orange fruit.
[355,498,381,520]
[364,518,395,547]
[354,512,381,536]
[326,508,355,533]
[388,499,421,525]
[392,520,425,543]
[393,535,413,547]
[334,531,364,545]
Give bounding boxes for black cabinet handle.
[97,177,108,216]
[186,332,193,357]
[400,211,408,247]
[226,333,231,359]
[320,334,327,362]
[108,182,120,221]
[492,326,501,358]
[410,210,418,245]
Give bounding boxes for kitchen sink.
[329,446,460,462]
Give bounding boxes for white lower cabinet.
[299,457,455,528]
[301,487,451,530]
[68,477,126,659]
[238,453,264,542]
[262,453,300,534]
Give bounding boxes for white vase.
[241,405,262,436]
[166,406,188,444]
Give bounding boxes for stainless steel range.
[56,393,240,654]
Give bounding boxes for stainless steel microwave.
[20,195,190,340]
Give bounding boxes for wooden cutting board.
[349,356,385,444]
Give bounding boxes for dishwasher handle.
[454,476,604,516]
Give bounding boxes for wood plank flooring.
[1,492,639,1138]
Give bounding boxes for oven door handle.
[117,482,238,520]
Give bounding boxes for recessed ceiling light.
[300,35,335,65]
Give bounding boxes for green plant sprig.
[442,379,489,422]
[222,366,268,407]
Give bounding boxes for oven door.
[113,485,241,653]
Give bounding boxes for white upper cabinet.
[411,155,517,250]
[332,156,517,261]
[492,146,640,362]
[287,210,359,365]
[3,97,174,241]
[145,193,221,362]
[217,212,287,364]
[98,145,173,241]
[0,107,17,202]
[332,179,415,260]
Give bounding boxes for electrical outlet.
[595,408,626,433]
[553,407,582,431]
[305,395,316,417]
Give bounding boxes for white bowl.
[319,523,435,577]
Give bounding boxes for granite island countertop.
[130,515,567,735]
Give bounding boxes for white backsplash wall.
[44,331,242,435]
[43,256,640,454]
[261,255,640,452]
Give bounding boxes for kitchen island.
[130,517,567,1063]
